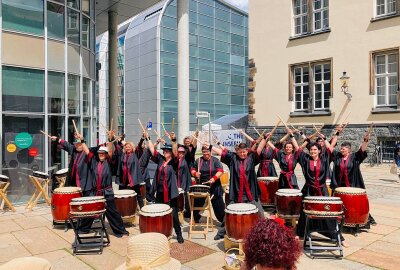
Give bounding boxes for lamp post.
[340,71,351,100]
[196,111,211,144]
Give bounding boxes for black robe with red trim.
[273,148,302,189]
[192,156,224,197]
[176,157,192,192]
[150,149,179,203]
[59,140,99,192]
[115,144,143,187]
[85,151,115,196]
[221,149,260,203]
[330,149,368,190]
[257,146,277,177]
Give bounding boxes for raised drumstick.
[138,118,146,133]
[171,118,175,133]
[40,130,52,138]
[277,115,291,133]
[368,122,374,134]
[72,119,78,134]
[110,118,114,132]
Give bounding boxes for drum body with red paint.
[139,204,173,238]
[275,189,303,218]
[225,203,259,241]
[334,187,369,227]
[257,177,279,206]
[52,187,82,223]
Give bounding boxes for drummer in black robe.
[327,132,376,225]
[135,133,153,202]
[210,138,266,240]
[296,141,347,246]
[51,132,97,196]
[267,131,303,189]
[191,145,224,223]
[147,135,184,244]
[183,129,198,168]
[176,144,193,217]
[81,143,129,237]
[115,140,144,208]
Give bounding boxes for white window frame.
[313,63,331,110]
[313,0,329,32]
[293,66,310,111]
[293,0,309,36]
[374,52,398,107]
[375,0,397,17]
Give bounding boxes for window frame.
[375,0,397,17]
[292,0,330,37]
[313,0,329,32]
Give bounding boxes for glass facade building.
[121,0,248,139]
[1,0,96,203]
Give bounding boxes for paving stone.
[364,240,400,256]
[77,248,124,270]
[0,233,31,263]
[381,229,400,245]
[184,252,225,270]
[13,216,50,229]
[367,223,398,235]
[37,250,93,270]
[0,213,25,221]
[13,227,70,255]
[0,220,23,234]
[108,235,129,257]
[347,248,400,270]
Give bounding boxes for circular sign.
[15,132,33,149]
[6,143,17,153]
[28,148,39,157]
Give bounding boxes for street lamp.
[340,71,352,100]
[196,111,211,144]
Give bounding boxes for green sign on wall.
[15,132,33,149]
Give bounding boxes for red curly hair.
[243,218,302,270]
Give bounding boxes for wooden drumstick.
[341,112,351,126]
[40,130,52,139]
[161,122,167,133]
[100,122,109,133]
[266,119,281,139]
[138,118,146,133]
[253,127,261,137]
[153,129,162,139]
[277,116,291,133]
[72,119,78,134]
[110,118,114,132]
[367,122,374,134]
[171,118,175,133]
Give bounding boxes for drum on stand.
[257,177,279,207]
[114,190,137,219]
[222,185,230,205]
[275,189,303,218]
[70,196,106,217]
[225,203,259,242]
[326,179,332,196]
[0,174,9,183]
[53,168,68,189]
[334,187,369,227]
[303,196,343,218]
[139,204,173,238]
[33,171,49,180]
[177,188,185,212]
[52,187,82,224]
[139,182,146,201]
[191,177,197,186]
[189,184,210,194]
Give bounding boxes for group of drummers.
[47,120,375,246]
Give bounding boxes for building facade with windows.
[0,0,97,203]
[249,0,400,161]
[122,0,248,140]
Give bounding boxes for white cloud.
[223,0,248,12]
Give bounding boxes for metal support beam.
[108,10,119,132]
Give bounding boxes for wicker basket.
[224,248,245,270]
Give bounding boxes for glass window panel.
[231,55,244,66]
[67,8,80,44]
[199,92,214,103]
[198,25,214,38]
[198,102,214,112]
[216,51,229,63]
[190,90,198,102]
[190,57,198,69]
[215,104,230,115]
[161,51,177,65]
[231,95,244,105]
[215,62,229,73]
[231,12,244,25]
[388,54,398,73]
[47,2,65,39]
[231,86,244,95]
[82,78,90,116]
[82,15,90,48]
[68,74,80,114]
[215,72,230,84]
[199,70,214,81]
[215,94,229,104]
[2,0,44,35]
[231,65,243,75]
[189,22,198,35]
[189,10,197,23]
[83,118,91,146]
[67,0,79,9]
[162,15,176,28]
[162,76,177,89]
[190,68,198,80]
[199,48,214,60]
[199,36,214,49]
[161,88,177,100]
[161,27,177,40]
[161,39,177,53]
[215,40,229,52]
[82,0,90,15]
[231,34,244,45]
[198,2,214,16]
[199,59,214,71]
[215,19,230,31]
[189,0,197,11]
[215,29,230,42]
[189,34,198,46]
[216,8,230,21]
[232,75,244,86]
[2,66,44,112]
[215,83,229,94]
[190,45,198,57]
[231,44,244,56]
[161,64,177,77]
[199,81,214,92]
[48,71,65,113]
[189,80,198,90]
[198,14,214,27]
[49,115,66,171]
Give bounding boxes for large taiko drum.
[334,187,369,227]
[114,190,137,219]
[177,188,185,211]
[139,204,173,238]
[275,189,303,218]
[33,171,49,180]
[0,174,9,183]
[189,184,210,194]
[223,185,230,204]
[51,187,82,223]
[303,196,343,218]
[225,203,259,241]
[54,168,68,188]
[69,196,106,217]
[139,182,146,201]
[191,177,197,186]
[257,177,279,206]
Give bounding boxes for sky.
[224,0,248,12]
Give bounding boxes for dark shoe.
[214,233,224,241]
[177,234,184,244]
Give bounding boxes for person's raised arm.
[169,132,178,157]
[82,142,90,155]
[256,136,267,155]
[290,133,300,151]
[361,132,370,152]
[279,132,291,143]
[239,129,255,143]
[319,132,333,153]
[191,129,199,148]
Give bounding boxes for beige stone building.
[248,0,400,161]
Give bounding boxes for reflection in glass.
[82,78,90,116]
[2,0,44,35]
[48,72,65,113]
[48,115,65,172]
[82,0,90,15]
[67,0,79,10]
[47,2,64,39]
[82,15,90,48]
[68,74,80,114]
[67,8,80,44]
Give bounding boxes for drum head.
[55,168,68,175]
[225,203,258,214]
[276,189,302,196]
[70,196,105,205]
[114,189,137,198]
[257,177,278,182]
[303,196,342,204]
[0,174,9,181]
[335,187,366,194]
[33,171,49,178]
[141,203,172,216]
[178,188,184,194]
[54,186,81,194]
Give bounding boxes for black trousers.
[119,184,144,209]
[193,195,225,223]
[155,192,182,236]
[145,178,153,202]
[79,192,128,236]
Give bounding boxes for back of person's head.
[243,218,301,270]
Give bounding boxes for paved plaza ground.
[0,163,399,270]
